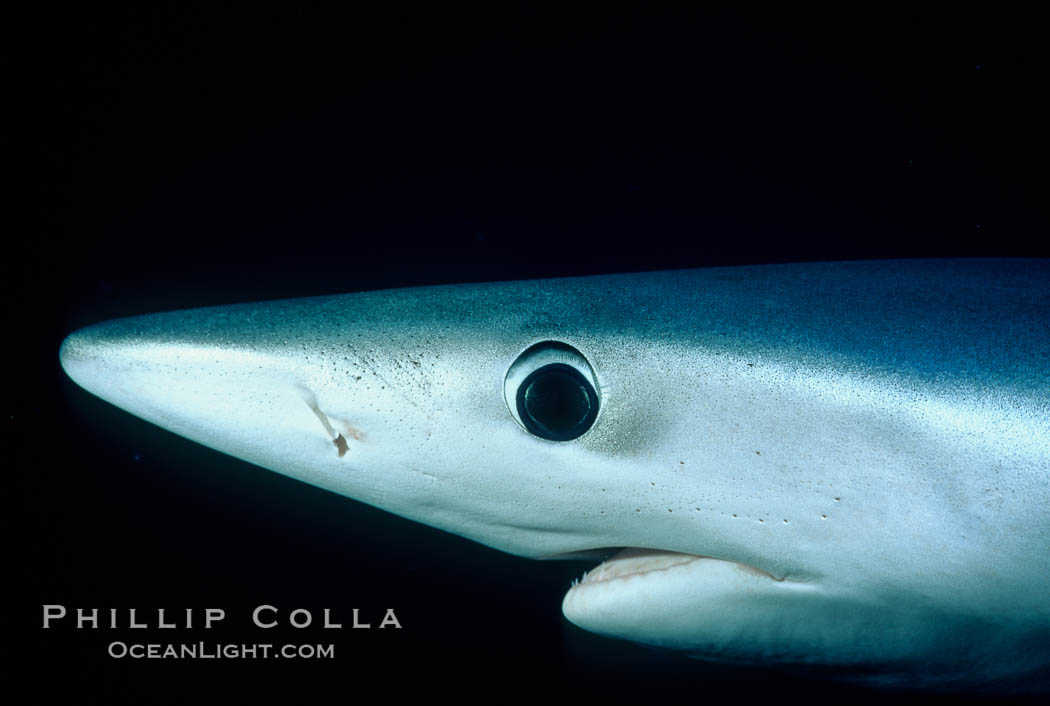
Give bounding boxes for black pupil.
[519,365,596,440]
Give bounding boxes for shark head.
[60,261,1050,689]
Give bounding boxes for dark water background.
[12,4,1047,703]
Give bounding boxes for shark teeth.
[568,547,786,590]
[570,548,705,589]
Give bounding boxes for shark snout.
[59,322,140,401]
[59,315,315,455]
[59,319,226,401]
[62,299,426,515]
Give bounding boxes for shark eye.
[504,342,599,441]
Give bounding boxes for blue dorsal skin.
[59,259,1050,690]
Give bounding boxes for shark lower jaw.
[559,546,807,659]
[560,548,820,661]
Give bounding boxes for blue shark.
[59,259,1050,689]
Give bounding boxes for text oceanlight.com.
[107,642,335,659]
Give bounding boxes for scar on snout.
[332,421,364,456]
[333,434,349,457]
[298,386,362,457]
[340,421,365,441]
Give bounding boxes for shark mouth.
[560,548,794,642]
[568,548,785,588]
